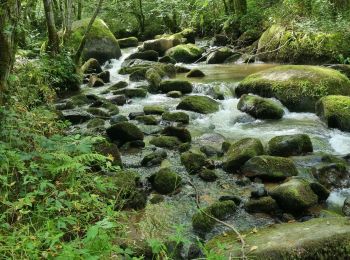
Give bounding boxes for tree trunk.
[0,0,20,104]
[138,0,145,35]
[74,0,104,65]
[43,0,60,56]
[233,0,247,16]
[222,0,229,15]
[77,0,82,20]
[63,0,73,39]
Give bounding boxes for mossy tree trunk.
[43,0,60,56]
[0,0,20,105]
[233,0,247,16]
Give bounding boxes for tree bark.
[233,0,247,16]
[74,0,104,65]
[77,0,82,20]
[0,0,20,104]
[43,0,60,56]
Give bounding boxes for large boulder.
[241,155,298,181]
[268,134,313,157]
[165,44,204,63]
[126,50,159,62]
[270,178,318,214]
[151,168,182,195]
[159,80,193,94]
[161,126,191,143]
[142,38,179,55]
[106,122,144,145]
[206,217,350,259]
[177,96,220,114]
[162,111,189,124]
[236,65,350,112]
[316,95,350,132]
[117,37,138,48]
[68,19,121,63]
[237,94,285,120]
[257,24,350,64]
[206,47,234,64]
[223,138,264,173]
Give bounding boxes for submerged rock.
[150,168,182,195]
[316,95,350,132]
[236,65,350,112]
[237,94,285,120]
[106,122,144,145]
[166,44,204,63]
[177,95,220,114]
[268,134,313,157]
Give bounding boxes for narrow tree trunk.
[138,0,145,35]
[77,0,82,20]
[63,0,73,39]
[43,0,60,55]
[233,0,247,16]
[74,0,104,65]
[0,0,20,104]
[222,0,229,15]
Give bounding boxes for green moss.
[106,122,144,144]
[236,65,350,112]
[143,105,165,115]
[94,140,122,167]
[145,68,162,91]
[162,112,189,124]
[150,136,181,149]
[160,80,193,94]
[177,95,220,114]
[241,155,298,181]
[268,134,313,157]
[135,115,159,125]
[316,95,350,132]
[70,94,90,106]
[223,138,264,172]
[124,88,148,98]
[87,107,110,118]
[152,168,182,195]
[206,217,350,259]
[117,37,139,48]
[165,44,204,63]
[180,151,207,174]
[86,118,105,129]
[186,69,205,78]
[207,47,234,64]
[245,196,278,214]
[199,169,218,182]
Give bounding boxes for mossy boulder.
[186,69,205,78]
[68,18,121,63]
[161,126,191,143]
[270,178,318,214]
[86,107,110,118]
[268,134,313,157]
[94,141,122,167]
[257,24,350,64]
[159,55,176,64]
[223,138,264,173]
[145,68,162,91]
[62,110,92,124]
[180,151,207,174]
[135,115,159,125]
[167,91,182,98]
[81,58,102,74]
[106,122,144,145]
[206,217,350,259]
[192,201,237,234]
[206,47,234,64]
[141,150,167,167]
[237,94,285,120]
[117,37,138,48]
[126,50,159,62]
[162,111,189,124]
[159,80,193,94]
[165,44,204,63]
[114,88,148,98]
[199,169,218,182]
[236,65,350,112]
[120,59,176,79]
[241,155,298,181]
[143,105,165,115]
[142,38,180,55]
[316,95,350,132]
[150,136,181,149]
[88,76,105,88]
[245,196,279,214]
[157,28,196,44]
[151,168,182,194]
[177,96,220,114]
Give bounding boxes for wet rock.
[162,111,189,124]
[142,38,179,55]
[150,136,182,149]
[88,75,105,88]
[62,110,92,124]
[126,50,159,62]
[179,142,191,152]
[135,115,159,125]
[55,101,74,110]
[251,184,267,198]
[109,81,128,91]
[87,118,105,129]
[166,91,182,98]
[114,87,148,98]
[207,47,234,64]
[129,69,147,81]
[316,95,350,132]
[87,107,110,118]
[159,55,176,64]
[141,150,167,167]
[223,138,264,173]
[149,194,165,204]
[186,69,205,78]
[200,145,220,157]
[309,182,330,201]
[210,34,229,47]
[81,58,102,74]
[143,105,166,115]
[97,71,110,83]
[270,178,318,214]
[166,43,204,63]
[177,95,220,114]
[110,115,128,124]
[192,201,237,234]
[160,80,193,94]
[161,126,191,143]
[342,197,350,216]
[241,155,298,181]
[106,122,144,145]
[150,168,182,195]
[145,68,162,91]
[245,196,279,214]
[312,162,349,189]
[108,95,127,106]
[180,151,207,174]
[187,243,204,259]
[117,36,138,48]
[175,66,191,73]
[94,141,122,167]
[199,169,218,182]
[70,94,92,106]
[224,53,242,63]
[219,195,242,205]
[237,94,285,120]
[129,112,145,120]
[268,134,313,157]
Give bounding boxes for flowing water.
[77,46,350,241]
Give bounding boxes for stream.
[70,46,350,243]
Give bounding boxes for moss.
[135,115,158,125]
[108,81,128,91]
[117,37,138,48]
[316,95,350,132]
[186,69,205,78]
[101,100,119,115]
[94,140,122,167]
[166,91,182,98]
[165,44,204,63]
[81,58,102,74]
[161,126,191,143]
[258,24,350,64]
[145,68,162,91]
[177,95,220,114]
[124,88,148,98]
[199,169,218,182]
[237,94,284,120]
[126,50,159,62]
[206,217,350,259]
[245,196,278,214]
[106,122,144,145]
[143,105,165,115]
[159,55,176,64]
[268,134,313,157]
[152,168,182,195]
[223,138,264,172]
[159,80,193,94]
[87,107,110,118]
[241,155,298,181]
[192,201,237,233]
[150,136,181,149]
[180,151,206,174]
[70,94,91,106]
[207,47,234,64]
[141,150,167,167]
[162,112,189,124]
[86,118,105,129]
[236,65,350,112]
